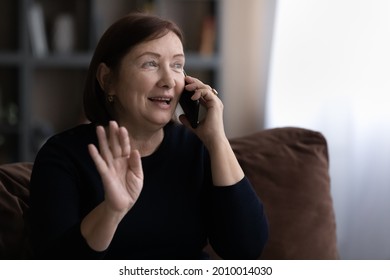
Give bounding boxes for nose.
[157,66,176,89]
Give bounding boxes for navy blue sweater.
[30,122,268,259]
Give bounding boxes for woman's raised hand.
[88,121,144,216]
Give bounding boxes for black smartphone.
[179,84,200,128]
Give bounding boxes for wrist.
[101,200,128,224]
[205,135,230,154]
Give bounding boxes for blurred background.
[1,0,389,259]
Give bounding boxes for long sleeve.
[30,124,106,259]
[207,177,269,259]
[29,122,268,259]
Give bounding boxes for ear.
[96,63,112,92]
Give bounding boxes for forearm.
[208,178,269,259]
[80,201,125,252]
[207,136,244,186]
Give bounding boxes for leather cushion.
[0,162,33,259]
[229,127,338,259]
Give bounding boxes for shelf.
[31,53,92,68]
[29,52,218,70]
[0,0,221,163]
[0,53,23,65]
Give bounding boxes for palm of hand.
[88,121,144,215]
[100,152,143,212]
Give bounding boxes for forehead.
[130,31,184,58]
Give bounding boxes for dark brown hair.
[83,12,184,125]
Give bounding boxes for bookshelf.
[0,0,220,163]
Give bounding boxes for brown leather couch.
[0,127,338,259]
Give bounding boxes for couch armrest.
[228,127,338,259]
[0,162,33,259]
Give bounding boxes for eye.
[174,63,183,69]
[172,62,184,72]
[142,60,158,68]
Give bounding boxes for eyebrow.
[136,51,185,59]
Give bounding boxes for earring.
[107,94,114,103]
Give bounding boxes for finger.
[178,114,194,130]
[193,88,216,102]
[118,126,130,157]
[108,121,122,158]
[184,82,198,92]
[96,125,113,163]
[184,76,211,92]
[88,144,108,175]
[184,75,195,86]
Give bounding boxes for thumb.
[178,114,195,131]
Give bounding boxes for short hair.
[83,12,184,125]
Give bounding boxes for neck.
[127,127,164,157]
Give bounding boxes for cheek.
[115,75,148,96]
[175,75,186,94]
[132,73,158,90]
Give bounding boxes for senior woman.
[30,12,268,259]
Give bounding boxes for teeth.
[149,97,171,104]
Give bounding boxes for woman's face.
[109,31,185,130]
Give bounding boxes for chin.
[152,116,173,127]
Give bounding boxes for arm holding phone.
[179,75,268,259]
[179,75,244,187]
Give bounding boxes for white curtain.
[265,0,390,259]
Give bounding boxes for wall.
[266,0,390,259]
[221,0,276,138]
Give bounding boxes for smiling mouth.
[148,97,172,105]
